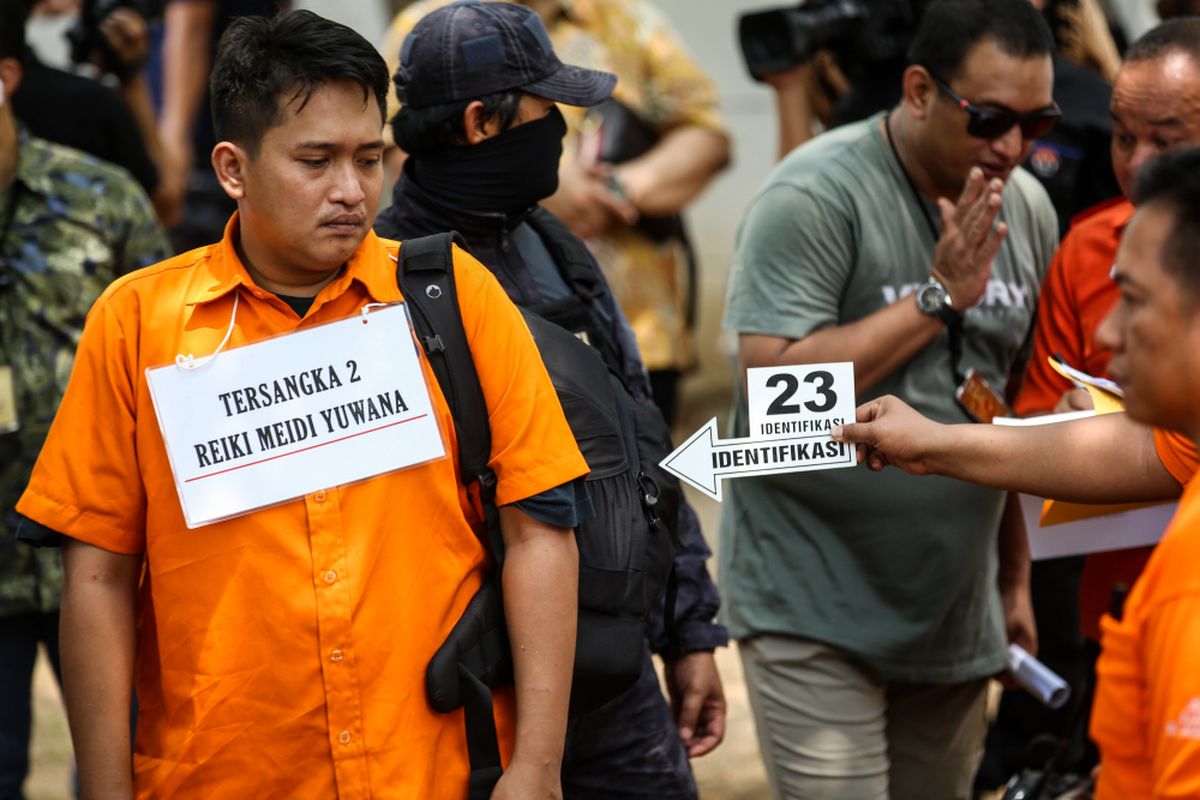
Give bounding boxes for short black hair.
[1126,17,1200,63]
[907,0,1054,81]
[390,89,522,156]
[210,9,389,155]
[1132,147,1200,300]
[0,0,31,62]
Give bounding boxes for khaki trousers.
[740,635,990,800]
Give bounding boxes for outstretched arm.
[832,395,1182,503]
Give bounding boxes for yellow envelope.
[1039,358,1151,526]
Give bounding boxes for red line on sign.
[184,413,430,483]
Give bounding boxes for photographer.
[723,1,1059,796]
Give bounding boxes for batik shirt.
[0,130,170,616]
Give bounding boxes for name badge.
[147,304,446,527]
[0,365,18,433]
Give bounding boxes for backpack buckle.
[637,472,663,530]
[423,334,446,354]
[476,468,498,501]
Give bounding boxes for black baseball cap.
[393,0,617,109]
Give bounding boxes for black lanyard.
[883,115,966,385]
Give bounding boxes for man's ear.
[0,58,24,98]
[901,65,936,122]
[461,100,500,145]
[212,142,248,200]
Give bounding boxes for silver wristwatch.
[915,278,962,326]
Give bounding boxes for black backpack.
[395,232,682,799]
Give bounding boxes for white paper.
[746,361,856,459]
[146,303,446,527]
[1020,494,1174,560]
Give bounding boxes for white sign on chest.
[146,303,445,527]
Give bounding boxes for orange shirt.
[1014,198,1131,416]
[16,217,588,798]
[1156,428,1200,487]
[1014,199,1150,641]
[1092,475,1200,799]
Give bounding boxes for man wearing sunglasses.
[722,0,1059,797]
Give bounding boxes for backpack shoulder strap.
[396,232,491,490]
[400,234,508,800]
[526,206,606,300]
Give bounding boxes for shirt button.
[330,648,345,663]
[314,489,326,502]
[338,730,352,745]
[322,570,337,585]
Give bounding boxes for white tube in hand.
[1007,643,1071,709]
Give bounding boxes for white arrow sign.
[660,417,856,501]
[661,362,857,501]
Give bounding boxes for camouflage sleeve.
[115,176,173,274]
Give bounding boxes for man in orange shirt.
[1083,146,1200,798]
[1016,18,1200,651]
[14,10,588,799]
[977,20,1200,784]
[834,145,1200,796]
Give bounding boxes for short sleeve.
[16,293,148,554]
[451,246,588,506]
[724,183,854,341]
[1015,245,1081,415]
[1155,428,1199,487]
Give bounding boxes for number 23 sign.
[660,362,857,501]
[746,362,854,436]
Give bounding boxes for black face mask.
[411,106,567,217]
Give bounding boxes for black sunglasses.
[929,73,1061,141]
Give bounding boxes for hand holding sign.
[661,362,857,501]
[828,393,949,474]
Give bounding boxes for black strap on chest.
[395,232,507,800]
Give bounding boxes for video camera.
[737,0,926,82]
[66,0,164,76]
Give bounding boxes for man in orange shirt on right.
[1082,146,1200,798]
[1016,18,1200,656]
[977,21,1200,786]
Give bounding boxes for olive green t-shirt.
[721,114,1057,682]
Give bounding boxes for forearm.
[159,1,216,150]
[615,126,730,216]
[772,84,817,160]
[118,75,167,187]
[740,295,944,395]
[60,540,140,799]
[924,413,1180,502]
[498,506,578,769]
[996,492,1030,589]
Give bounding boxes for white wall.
[652,0,781,401]
[293,0,392,48]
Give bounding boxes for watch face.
[916,282,945,314]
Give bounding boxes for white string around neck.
[175,293,240,370]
